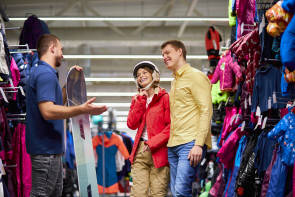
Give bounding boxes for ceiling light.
[85,77,173,82]
[88,92,136,97]
[9,17,229,22]
[63,55,207,59]
[103,117,127,122]
[102,111,129,116]
[94,103,130,107]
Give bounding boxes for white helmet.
[133,61,160,90]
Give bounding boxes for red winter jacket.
[127,88,170,168]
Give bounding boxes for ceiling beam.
[131,1,174,35]
[177,0,199,38]
[84,5,126,36]
[161,0,175,26]
[183,0,204,17]
[80,0,88,27]
[47,0,79,25]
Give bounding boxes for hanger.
[2,86,25,96]
[10,50,36,54]
[241,23,256,34]
[0,87,8,103]
[9,43,37,54]
[6,113,26,121]
[6,113,26,116]
[0,27,21,31]
[256,1,274,11]
[1,79,25,96]
[8,44,29,49]
[220,47,229,56]
[7,118,26,121]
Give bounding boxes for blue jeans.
[30,154,63,197]
[168,141,206,197]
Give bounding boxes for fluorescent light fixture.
[103,116,127,122]
[9,17,229,22]
[85,77,173,82]
[102,111,129,116]
[63,55,207,59]
[88,92,136,97]
[94,103,130,107]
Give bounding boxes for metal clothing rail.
[9,43,37,54]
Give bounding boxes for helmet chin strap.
[141,79,154,90]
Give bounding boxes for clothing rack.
[2,86,25,96]
[0,27,21,31]
[9,44,37,54]
[0,77,26,101]
[256,0,275,10]
[6,113,26,121]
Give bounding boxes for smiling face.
[136,67,153,88]
[161,44,182,72]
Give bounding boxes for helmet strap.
[141,79,154,90]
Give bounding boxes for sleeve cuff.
[195,138,205,147]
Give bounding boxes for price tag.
[244,100,247,109]
[0,159,5,175]
[262,117,268,129]
[256,106,261,117]
[201,158,206,166]
[235,114,240,124]
[273,92,277,104]
[254,122,259,130]
[258,115,262,126]
[230,114,237,126]
[218,102,222,110]
[225,97,230,106]
[249,95,252,106]
[268,97,272,109]
[241,121,246,131]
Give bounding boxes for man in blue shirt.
[26,34,107,197]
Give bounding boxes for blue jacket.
[266,151,287,197]
[280,0,295,70]
[11,52,39,87]
[268,110,295,166]
[251,65,284,113]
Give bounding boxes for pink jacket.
[219,107,242,146]
[211,51,242,92]
[217,127,245,169]
[236,0,256,38]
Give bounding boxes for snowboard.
[66,68,99,197]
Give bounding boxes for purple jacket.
[211,51,242,92]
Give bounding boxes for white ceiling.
[3,0,231,137]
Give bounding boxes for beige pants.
[130,142,169,197]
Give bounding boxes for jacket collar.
[150,87,167,103]
[173,63,190,79]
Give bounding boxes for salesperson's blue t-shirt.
[26,60,64,155]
